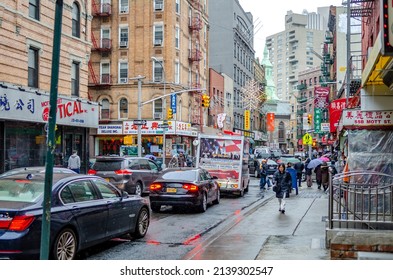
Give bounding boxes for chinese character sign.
[314,87,329,109]
[329,98,348,132]
[314,108,322,133]
[266,112,275,132]
[244,110,250,130]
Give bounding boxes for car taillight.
[182,184,199,191]
[0,215,35,231]
[150,183,163,191]
[87,169,97,175]
[115,170,133,175]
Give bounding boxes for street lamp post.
[129,75,146,157]
[151,57,166,169]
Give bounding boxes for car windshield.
[0,179,44,202]
[161,170,197,181]
[93,161,123,171]
[257,152,270,159]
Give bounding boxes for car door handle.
[72,205,81,213]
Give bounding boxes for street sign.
[171,93,177,113]
[133,119,147,126]
[303,133,312,145]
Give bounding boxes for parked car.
[0,173,150,260]
[149,167,220,213]
[0,166,77,178]
[88,156,161,196]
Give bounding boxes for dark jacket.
[294,161,304,175]
[259,162,268,177]
[273,170,291,198]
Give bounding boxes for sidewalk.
[187,182,330,260]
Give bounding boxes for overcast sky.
[238,0,345,58]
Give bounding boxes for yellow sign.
[123,135,133,145]
[244,110,250,130]
[303,133,312,145]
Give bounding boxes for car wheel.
[197,193,207,212]
[132,207,149,238]
[135,182,143,196]
[212,189,220,205]
[151,204,161,213]
[52,228,77,260]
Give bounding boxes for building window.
[153,60,164,82]
[175,62,180,84]
[154,99,163,119]
[119,27,128,48]
[101,63,110,84]
[29,0,40,20]
[28,47,39,88]
[120,0,129,14]
[118,62,128,83]
[101,29,110,48]
[101,98,110,119]
[175,26,180,49]
[154,0,163,11]
[72,2,80,38]
[71,61,80,97]
[119,98,128,119]
[153,25,163,46]
[175,0,180,14]
[278,122,285,139]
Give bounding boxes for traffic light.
[202,94,210,107]
[307,114,312,125]
[167,108,173,119]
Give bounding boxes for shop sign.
[244,110,250,130]
[314,108,322,133]
[123,120,195,136]
[329,98,347,132]
[98,124,123,134]
[320,122,330,132]
[0,85,98,128]
[266,112,275,132]
[342,109,393,127]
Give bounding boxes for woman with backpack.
[272,163,292,214]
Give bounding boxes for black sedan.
[149,168,220,213]
[0,173,150,260]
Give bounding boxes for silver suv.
[88,156,161,196]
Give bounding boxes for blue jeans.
[259,176,266,190]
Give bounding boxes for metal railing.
[328,171,393,230]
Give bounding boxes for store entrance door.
[65,133,84,172]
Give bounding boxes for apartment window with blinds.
[153,61,163,82]
[119,0,129,13]
[154,0,163,11]
[101,99,110,119]
[71,62,80,97]
[153,25,163,46]
[101,63,110,84]
[175,0,180,13]
[175,27,180,49]
[119,98,128,119]
[28,47,39,88]
[29,0,40,20]
[175,62,180,84]
[119,62,128,83]
[119,27,128,48]
[72,2,80,38]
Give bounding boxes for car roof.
[0,167,76,177]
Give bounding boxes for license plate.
[269,166,275,169]
[166,187,177,193]
[105,178,110,182]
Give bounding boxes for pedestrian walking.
[321,161,329,191]
[315,164,322,189]
[304,158,313,188]
[259,159,268,194]
[272,163,292,214]
[178,151,186,167]
[68,150,81,174]
[294,160,305,188]
[286,162,298,195]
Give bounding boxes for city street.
[83,177,329,260]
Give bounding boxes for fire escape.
[88,1,113,99]
[343,0,374,107]
[189,0,203,126]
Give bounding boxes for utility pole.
[129,75,146,157]
[41,0,63,260]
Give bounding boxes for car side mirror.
[121,190,129,198]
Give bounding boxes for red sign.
[266,113,275,132]
[329,98,347,133]
[314,87,329,109]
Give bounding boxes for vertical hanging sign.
[266,112,275,132]
[244,110,250,130]
[171,93,177,113]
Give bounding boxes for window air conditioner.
[155,4,163,10]
[119,78,128,83]
[154,113,162,119]
[154,39,162,46]
[119,41,128,47]
[120,7,128,13]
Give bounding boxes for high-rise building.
[208,0,255,131]
[88,0,208,158]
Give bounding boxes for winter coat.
[178,154,186,167]
[273,170,291,198]
[259,163,268,177]
[321,162,329,186]
[294,161,304,175]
